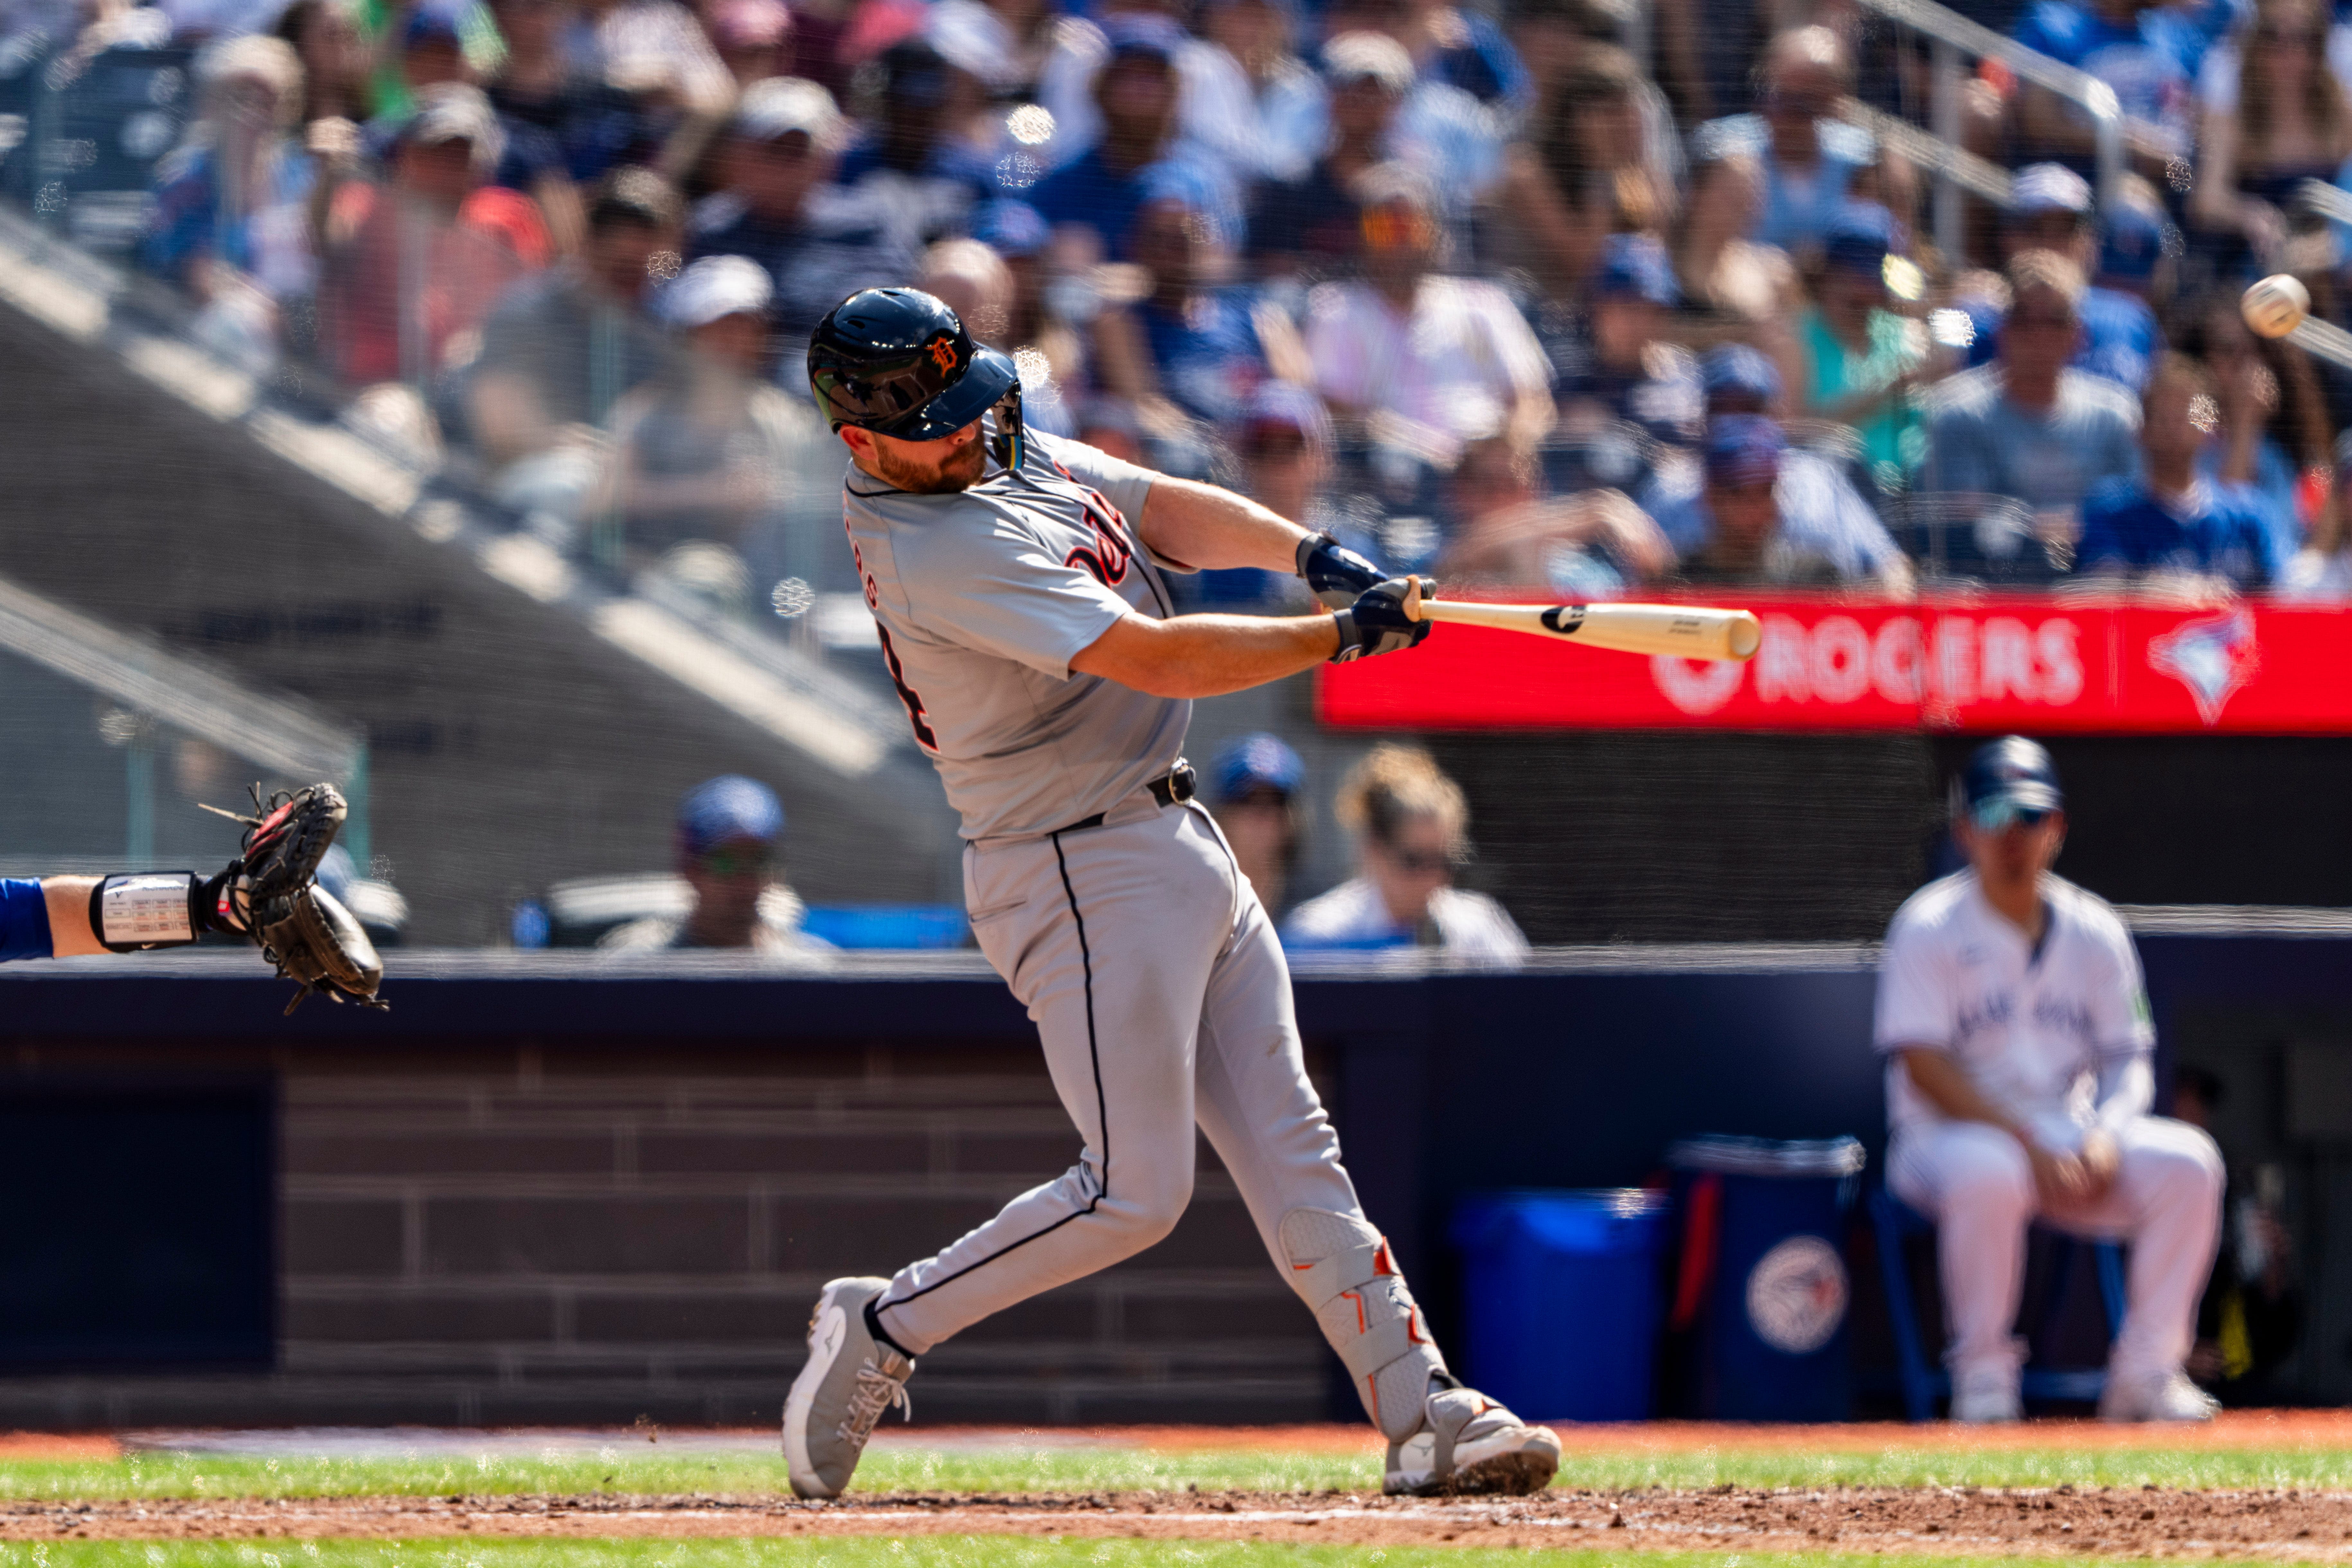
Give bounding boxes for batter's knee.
[1096,1173,1192,1256]
[2137,1117,2225,1197]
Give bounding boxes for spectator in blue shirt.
[1321,0,1533,111]
[1992,163,2165,394]
[1638,346,1911,587]
[1739,26,1877,253]
[1673,415,1907,585]
[2079,354,2283,586]
[2012,0,2207,166]
[1112,183,1270,425]
[830,39,1002,253]
[1552,232,1704,455]
[1029,24,1240,262]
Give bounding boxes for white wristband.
[92,873,199,951]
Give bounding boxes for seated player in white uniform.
[1283,744,1528,965]
[781,288,1560,1502]
[1875,736,2224,1424]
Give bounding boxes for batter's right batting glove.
[1332,576,1432,662]
[1297,531,1387,610]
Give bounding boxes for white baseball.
[2243,273,2311,340]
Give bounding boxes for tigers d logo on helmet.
[928,335,959,373]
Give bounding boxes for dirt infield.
[1,1482,2347,1558]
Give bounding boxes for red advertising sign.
[1318,593,2352,734]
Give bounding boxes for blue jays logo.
[2148,609,2258,726]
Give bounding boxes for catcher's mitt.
[204,783,388,1014]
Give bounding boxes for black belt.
[1055,761,1197,834]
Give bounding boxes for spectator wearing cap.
[601,776,832,952]
[318,83,551,389]
[1304,163,1554,471]
[1991,164,2161,396]
[1637,346,1910,588]
[1319,0,1531,113]
[1923,250,2142,539]
[686,78,913,358]
[468,165,682,476]
[598,254,832,573]
[370,6,477,124]
[1208,734,1308,917]
[1247,32,1419,278]
[1282,743,1527,965]
[1029,23,1242,264]
[926,0,1058,98]
[1799,203,1939,491]
[1673,414,1904,585]
[830,39,1001,255]
[2191,0,2352,265]
[144,36,318,367]
[1437,435,1674,592]
[710,0,791,85]
[2077,354,2284,589]
[1550,232,1704,462]
[1203,381,1339,605]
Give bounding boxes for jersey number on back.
[853,539,939,751]
[1056,464,1134,587]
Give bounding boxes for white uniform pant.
[1887,1115,2223,1385]
[873,797,1365,1355]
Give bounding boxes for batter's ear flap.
[987,384,1025,474]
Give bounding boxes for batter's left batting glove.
[1332,576,1432,662]
[1297,530,1386,610]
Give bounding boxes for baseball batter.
[1876,737,2223,1424]
[781,288,1560,1499]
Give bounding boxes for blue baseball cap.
[974,198,1048,258]
[1704,414,1785,487]
[403,7,462,47]
[1823,201,1897,276]
[1212,733,1305,801]
[1593,232,1679,307]
[1702,344,1782,410]
[1103,14,1184,65]
[2099,197,2169,282]
[1961,735,2063,829]
[678,775,784,853]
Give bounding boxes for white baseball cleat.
[1950,1367,2022,1424]
[2098,1368,2219,1423]
[1384,1385,1561,1496]
[782,1277,914,1498]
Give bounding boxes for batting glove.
[1331,576,1431,662]
[1297,531,1386,610]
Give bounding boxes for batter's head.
[807,287,1024,471]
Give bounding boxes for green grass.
[0,1543,2304,1568]
[0,1442,2343,1502]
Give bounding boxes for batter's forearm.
[1135,476,1314,573]
[41,877,102,958]
[2093,1055,2153,1132]
[1071,611,1341,697]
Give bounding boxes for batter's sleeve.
[1033,431,1157,528]
[0,878,54,962]
[2085,911,2157,1062]
[1873,907,1952,1054]
[897,517,1136,681]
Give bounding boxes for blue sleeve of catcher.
[0,878,54,962]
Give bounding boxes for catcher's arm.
[19,783,388,1012]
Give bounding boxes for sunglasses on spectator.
[1245,428,1309,459]
[1385,846,1465,874]
[698,846,774,877]
[2009,308,2076,331]
[1361,207,1435,251]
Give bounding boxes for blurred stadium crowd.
[16,0,2352,614]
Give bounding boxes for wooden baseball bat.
[1403,583,1762,661]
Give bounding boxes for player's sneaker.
[1384,1385,1561,1496]
[782,1277,913,1498]
[2098,1368,2219,1424]
[1950,1366,2022,1424]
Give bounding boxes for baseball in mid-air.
[2242,273,2311,339]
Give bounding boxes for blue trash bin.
[1666,1136,1865,1421]
[1451,1189,1672,1422]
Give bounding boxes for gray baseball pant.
[869,793,1368,1355]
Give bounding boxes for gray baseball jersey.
[842,429,1190,839]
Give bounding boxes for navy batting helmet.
[807,287,1023,468]
[1957,735,2063,830]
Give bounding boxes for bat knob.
[1727,612,1762,661]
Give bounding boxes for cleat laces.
[836,1359,912,1444]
